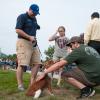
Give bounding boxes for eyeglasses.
[58,30,64,32]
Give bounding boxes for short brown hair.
[67,36,81,46]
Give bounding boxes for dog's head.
[38,60,54,72]
[44,60,54,69]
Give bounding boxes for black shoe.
[76,87,95,99]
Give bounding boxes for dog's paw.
[33,89,42,99]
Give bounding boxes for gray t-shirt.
[53,36,69,58]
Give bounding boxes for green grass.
[0,69,100,100]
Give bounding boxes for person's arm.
[48,31,58,41]
[84,21,93,45]
[16,29,30,39]
[36,60,67,81]
[44,59,67,74]
[16,29,36,42]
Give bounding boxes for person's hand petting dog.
[36,72,46,81]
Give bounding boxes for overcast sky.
[0,0,99,59]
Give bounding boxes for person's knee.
[67,77,74,81]
[19,65,28,72]
[33,64,41,68]
[17,65,23,70]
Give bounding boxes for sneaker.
[18,85,25,91]
[77,87,95,99]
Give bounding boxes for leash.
[37,44,44,61]
[32,39,44,60]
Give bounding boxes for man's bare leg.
[16,66,24,91]
[66,77,95,98]
[30,64,40,85]
[67,77,86,89]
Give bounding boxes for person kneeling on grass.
[37,36,100,99]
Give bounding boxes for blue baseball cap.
[30,4,40,15]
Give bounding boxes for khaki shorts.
[16,39,42,66]
[61,67,96,86]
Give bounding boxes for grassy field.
[0,69,100,100]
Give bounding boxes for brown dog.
[25,60,54,98]
[25,75,53,96]
[45,60,63,86]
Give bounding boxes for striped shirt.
[53,36,69,58]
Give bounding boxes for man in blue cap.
[15,4,42,91]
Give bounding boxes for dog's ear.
[49,60,54,65]
[44,60,54,69]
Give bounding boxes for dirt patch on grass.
[53,88,68,95]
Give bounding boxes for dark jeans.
[88,40,100,54]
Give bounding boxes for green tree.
[44,45,54,61]
[7,54,17,61]
[0,48,7,59]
